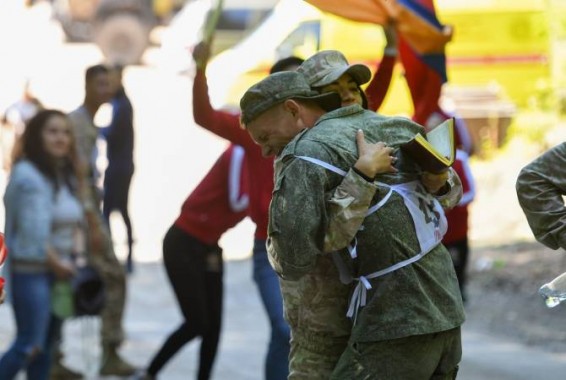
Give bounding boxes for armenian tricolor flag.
[304,0,451,124]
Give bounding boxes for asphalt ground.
[0,2,565,379]
[2,258,566,380]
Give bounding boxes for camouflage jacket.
[68,106,98,180]
[516,142,566,250]
[324,160,462,253]
[268,105,465,342]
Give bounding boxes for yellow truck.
[441,0,564,109]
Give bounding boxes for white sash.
[295,155,447,321]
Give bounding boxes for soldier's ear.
[283,99,300,119]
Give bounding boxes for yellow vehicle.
[206,0,388,110]
[206,0,566,116]
[440,0,564,109]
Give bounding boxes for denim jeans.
[0,271,61,380]
[252,239,290,380]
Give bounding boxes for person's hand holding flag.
[193,0,224,70]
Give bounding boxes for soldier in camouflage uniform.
[240,71,465,379]
[241,68,401,379]
[52,64,136,379]
[278,131,399,379]
[250,51,460,379]
[516,142,566,250]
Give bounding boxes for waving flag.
[304,0,452,54]
[305,0,450,125]
[396,0,448,125]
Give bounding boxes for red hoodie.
[190,52,398,240]
[174,144,249,245]
[192,69,273,240]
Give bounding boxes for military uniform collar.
[314,104,364,127]
[276,104,364,164]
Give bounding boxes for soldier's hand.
[354,129,397,179]
[421,171,449,194]
[0,288,5,305]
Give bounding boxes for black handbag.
[72,265,106,317]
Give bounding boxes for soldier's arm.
[324,130,394,252]
[68,114,92,175]
[268,155,330,281]
[323,169,377,253]
[516,142,566,250]
[423,168,463,210]
[323,129,461,253]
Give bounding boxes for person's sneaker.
[99,351,137,376]
[49,361,83,380]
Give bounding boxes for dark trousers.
[445,238,469,300]
[147,225,223,380]
[102,167,134,269]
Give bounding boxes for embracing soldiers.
[239,57,465,379]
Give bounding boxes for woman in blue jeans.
[0,110,86,380]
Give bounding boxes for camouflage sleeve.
[68,113,91,170]
[435,167,463,210]
[323,169,378,253]
[68,111,93,176]
[516,142,566,250]
[268,155,330,280]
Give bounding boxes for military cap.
[298,50,372,88]
[240,71,341,125]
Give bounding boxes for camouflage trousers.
[289,329,348,380]
[280,266,351,380]
[330,327,462,380]
[88,217,127,347]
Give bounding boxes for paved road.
[2,260,566,379]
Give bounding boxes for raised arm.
[191,42,258,149]
[365,24,397,112]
